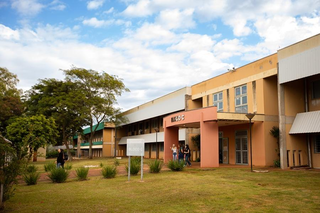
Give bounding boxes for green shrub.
[125,159,141,175]
[195,158,200,162]
[26,164,38,173]
[46,150,59,158]
[167,160,185,171]
[64,163,72,170]
[131,156,141,164]
[274,159,281,168]
[102,165,117,179]
[149,159,163,173]
[23,172,40,185]
[114,159,120,167]
[44,161,56,172]
[75,167,89,181]
[100,162,104,168]
[48,168,69,183]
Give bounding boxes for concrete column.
[200,117,219,167]
[278,83,288,169]
[163,126,179,163]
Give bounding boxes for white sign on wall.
[127,139,145,156]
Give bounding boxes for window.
[160,143,164,151]
[235,85,248,113]
[213,92,223,111]
[312,80,320,99]
[315,135,320,153]
[151,144,157,151]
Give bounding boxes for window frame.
[235,84,248,113]
[213,92,223,112]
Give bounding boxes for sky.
[0,0,320,111]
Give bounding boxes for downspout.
[305,79,312,168]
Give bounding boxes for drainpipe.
[305,79,312,168]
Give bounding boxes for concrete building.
[278,34,320,169]
[115,33,320,169]
[74,122,116,157]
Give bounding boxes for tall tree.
[25,79,86,160]
[0,67,23,135]
[64,67,129,159]
[6,115,58,161]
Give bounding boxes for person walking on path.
[184,145,191,166]
[170,144,177,161]
[56,148,65,168]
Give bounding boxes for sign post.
[126,139,145,181]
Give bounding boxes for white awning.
[289,111,320,134]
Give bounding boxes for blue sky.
[0,0,320,110]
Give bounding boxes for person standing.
[56,148,65,168]
[184,144,191,166]
[170,144,177,161]
[178,147,184,163]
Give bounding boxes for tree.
[64,67,129,159]
[6,115,58,161]
[0,135,25,210]
[25,79,86,160]
[0,68,23,136]
[270,126,280,167]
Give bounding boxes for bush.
[75,167,89,181]
[167,160,185,171]
[23,172,40,185]
[125,158,141,175]
[64,163,72,170]
[274,159,281,168]
[149,160,163,173]
[102,165,117,179]
[100,162,104,168]
[195,158,200,162]
[48,168,69,183]
[44,161,56,172]
[26,164,38,173]
[114,159,120,167]
[46,150,59,158]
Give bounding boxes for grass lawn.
[4,158,320,213]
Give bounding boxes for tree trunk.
[0,183,3,210]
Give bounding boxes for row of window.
[213,84,248,113]
[127,117,163,135]
[145,143,164,151]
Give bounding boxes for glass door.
[235,131,248,165]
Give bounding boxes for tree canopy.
[6,115,58,160]
[63,67,129,159]
[0,67,23,135]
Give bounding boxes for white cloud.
[87,0,105,10]
[122,0,153,17]
[156,9,195,30]
[82,17,131,28]
[104,7,114,14]
[11,0,45,16]
[168,33,215,53]
[49,0,66,11]
[0,24,20,40]
[83,17,113,28]
[133,23,178,45]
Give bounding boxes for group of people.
[170,144,192,166]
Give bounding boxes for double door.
[235,134,248,165]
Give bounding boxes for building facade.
[116,34,320,169]
[278,34,320,169]
[74,122,116,157]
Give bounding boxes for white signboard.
[127,139,145,156]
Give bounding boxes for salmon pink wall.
[164,107,219,168]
